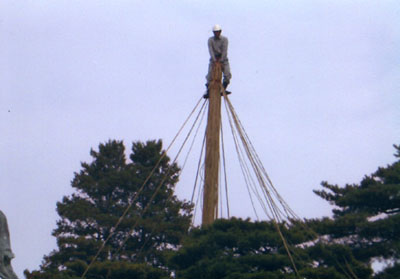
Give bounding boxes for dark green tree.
[312,144,400,278]
[25,139,193,279]
[169,218,370,279]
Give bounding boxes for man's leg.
[222,60,232,94]
[204,60,214,98]
[205,60,214,86]
[222,60,231,86]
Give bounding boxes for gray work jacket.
[208,35,229,62]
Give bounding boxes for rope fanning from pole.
[80,97,205,278]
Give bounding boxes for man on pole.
[204,24,232,98]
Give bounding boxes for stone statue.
[0,211,18,279]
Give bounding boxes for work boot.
[203,84,209,99]
[222,81,231,96]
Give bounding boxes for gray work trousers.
[206,59,232,85]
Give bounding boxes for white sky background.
[1,0,399,277]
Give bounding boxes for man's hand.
[213,57,220,64]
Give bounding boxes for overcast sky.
[1,1,399,277]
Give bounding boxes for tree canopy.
[24,140,399,279]
[169,217,371,279]
[311,144,400,278]
[25,139,192,279]
[169,144,400,279]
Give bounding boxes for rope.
[79,85,359,279]
[223,97,262,220]
[80,96,204,278]
[190,103,208,204]
[220,122,230,218]
[181,100,208,173]
[190,131,206,226]
[222,93,358,279]
[127,99,209,259]
[112,97,208,257]
[222,93,300,277]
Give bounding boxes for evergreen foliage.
[312,144,400,277]
[169,218,371,279]
[25,140,192,279]
[24,140,399,279]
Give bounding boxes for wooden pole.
[202,62,222,225]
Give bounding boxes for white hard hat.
[213,24,222,32]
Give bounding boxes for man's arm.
[208,37,216,62]
[221,37,228,61]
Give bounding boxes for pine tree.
[25,140,193,279]
[169,218,370,279]
[312,144,400,278]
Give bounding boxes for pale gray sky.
[1,1,399,277]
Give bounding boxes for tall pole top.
[202,62,222,226]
